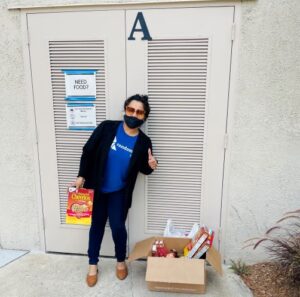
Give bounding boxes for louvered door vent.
[147,38,209,232]
[48,40,106,224]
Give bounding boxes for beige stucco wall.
[0,0,299,264]
[0,2,41,250]
[224,0,300,263]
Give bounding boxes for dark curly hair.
[124,94,151,120]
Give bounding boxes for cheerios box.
[128,237,222,294]
[65,187,94,225]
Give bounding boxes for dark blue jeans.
[88,189,128,264]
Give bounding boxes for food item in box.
[206,229,214,247]
[151,240,169,257]
[183,226,215,259]
[183,226,207,257]
[193,230,215,259]
[183,245,190,257]
[193,243,210,259]
[187,232,209,258]
[151,240,159,256]
[191,226,206,246]
[170,249,178,257]
[166,249,178,258]
[156,240,169,257]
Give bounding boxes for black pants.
[88,189,128,264]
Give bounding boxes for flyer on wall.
[65,103,96,130]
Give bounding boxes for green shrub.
[229,259,250,277]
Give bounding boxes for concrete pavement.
[0,251,253,297]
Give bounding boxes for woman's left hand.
[148,149,158,170]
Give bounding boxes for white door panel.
[28,10,126,254]
[127,7,234,251]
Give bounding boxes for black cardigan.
[78,120,153,210]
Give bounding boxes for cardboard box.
[128,236,222,294]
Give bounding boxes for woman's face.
[125,100,146,120]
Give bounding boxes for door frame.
[20,1,241,258]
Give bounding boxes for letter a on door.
[128,12,152,41]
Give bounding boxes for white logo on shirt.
[111,136,133,155]
[116,143,133,154]
[111,137,117,151]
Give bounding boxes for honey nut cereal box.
[66,187,94,225]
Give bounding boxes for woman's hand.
[148,149,158,170]
[75,176,85,189]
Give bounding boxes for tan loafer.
[116,264,128,280]
[86,269,98,287]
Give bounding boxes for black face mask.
[124,115,144,129]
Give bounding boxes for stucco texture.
[0,2,40,249]
[0,0,299,264]
[224,0,300,263]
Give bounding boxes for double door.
[27,6,234,255]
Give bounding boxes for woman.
[75,94,158,287]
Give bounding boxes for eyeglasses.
[125,106,145,118]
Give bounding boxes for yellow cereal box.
[66,187,94,225]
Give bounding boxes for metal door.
[126,7,234,250]
[27,10,126,254]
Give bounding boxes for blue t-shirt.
[101,122,138,193]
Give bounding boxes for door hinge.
[224,133,229,150]
[231,23,236,41]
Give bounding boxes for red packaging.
[66,187,94,225]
